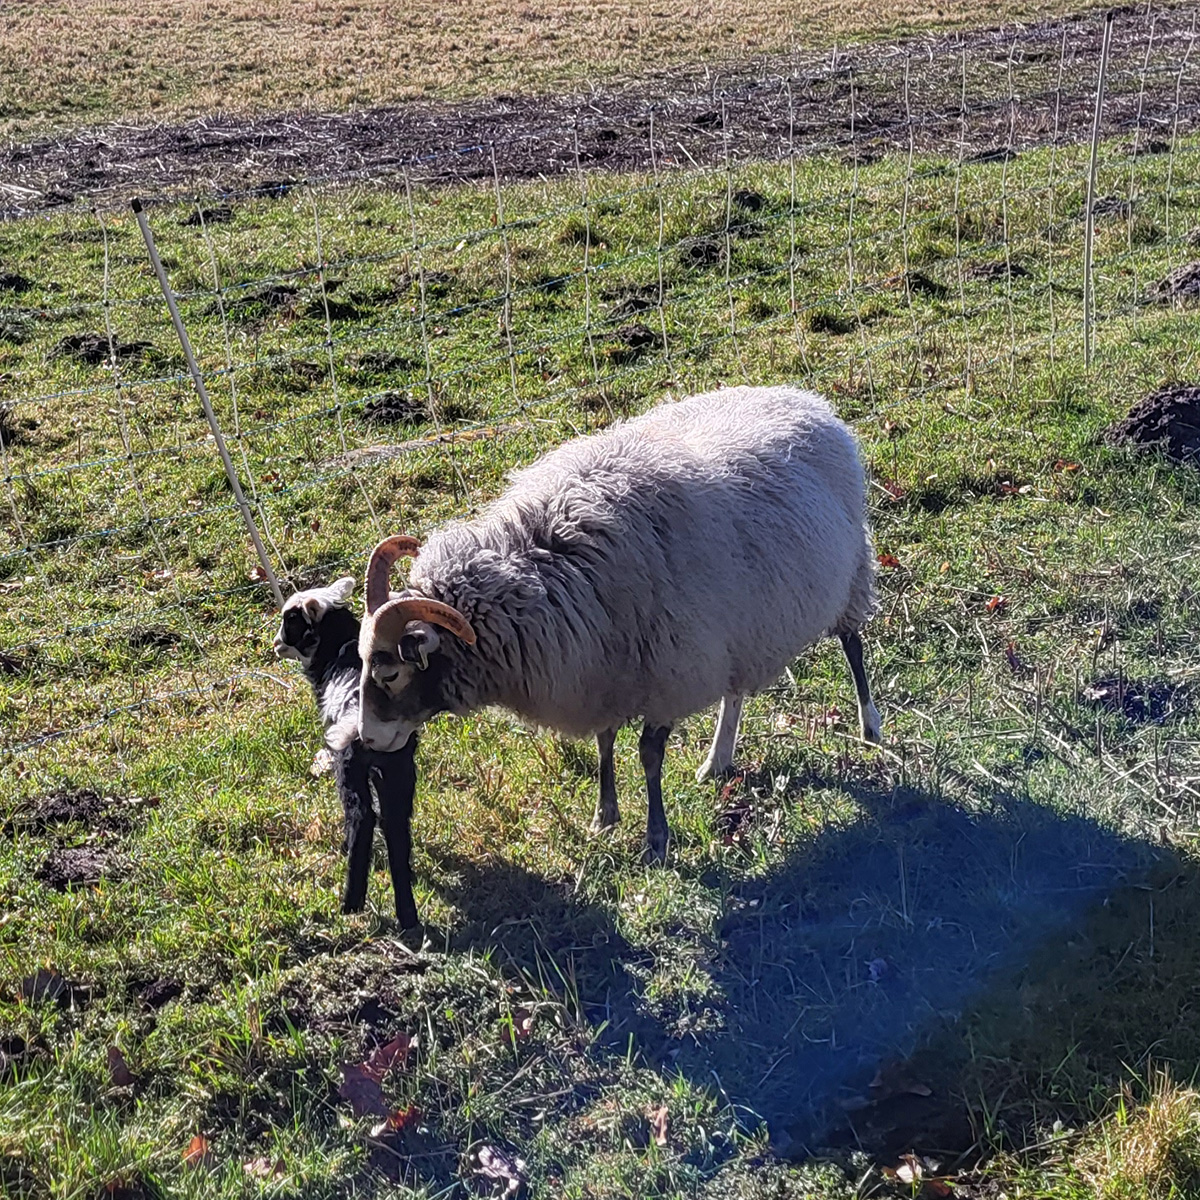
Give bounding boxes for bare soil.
[1105,382,1200,464]
[2,6,1198,219]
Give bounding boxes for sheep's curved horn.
[364,535,421,615]
[369,596,477,649]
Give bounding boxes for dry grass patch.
[3,0,1105,138]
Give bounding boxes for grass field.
[0,0,1110,140]
[4,124,1200,1196]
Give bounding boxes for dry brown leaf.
[985,594,1007,614]
[182,1134,213,1169]
[369,1104,420,1139]
[877,552,902,568]
[338,1034,415,1117]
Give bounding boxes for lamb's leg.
[376,753,420,930]
[591,728,620,831]
[335,749,376,914]
[640,723,672,864]
[696,694,744,782]
[838,631,882,743]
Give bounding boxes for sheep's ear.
[399,623,440,670]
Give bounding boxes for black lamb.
[273,576,419,928]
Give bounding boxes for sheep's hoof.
[590,807,619,834]
[643,830,669,866]
[862,702,883,745]
[695,756,736,783]
[391,920,426,951]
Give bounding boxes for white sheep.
[356,384,881,860]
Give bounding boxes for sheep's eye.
[371,650,402,686]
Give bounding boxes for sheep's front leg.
[838,631,882,743]
[696,694,744,782]
[591,728,619,832]
[335,749,376,914]
[376,752,420,930]
[640,723,672,864]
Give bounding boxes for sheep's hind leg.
[591,728,620,832]
[640,723,672,864]
[838,631,882,743]
[696,694,744,782]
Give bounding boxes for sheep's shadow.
[430,778,1196,1161]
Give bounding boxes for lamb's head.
[273,576,357,665]
[357,535,477,752]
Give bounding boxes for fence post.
[131,198,285,609]
[1083,11,1115,371]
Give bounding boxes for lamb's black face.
[274,604,318,663]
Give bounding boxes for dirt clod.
[35,846,127,891]
[1148,261,1200,303]
[363,391,427,424]
[50,332,153,365]
[677,236,722,268]
[179,206,234,226]
[1104,382,1200,463]
[965,259,1030,281]
[5,787,140,835]
[18,969,94,1009]
[138,978,185,1009]
[732,188,766,211]
[127,625,184,650]
[605,322,659,363]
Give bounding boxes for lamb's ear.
[301,576,356,619]
[329,576,356,605]
[399,623,441,670]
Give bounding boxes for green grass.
[4,134,1200,1197]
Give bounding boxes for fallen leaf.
[1054,459,1081,472]
[648,1104,670,1146]
[310,518,321,532]
[474,1143,526,1195]
[895,1154,923,1184]
[248,566,270,584]
[985,594,1007,614]
[338,1063,388,1118]
[880,478,906,502]
[925,1180,955,1198]
[368,1034,414,1074]
[509,1008,534,1042]
[338,1034,415,1117]
[182,1134,213,1169]
[877,553,902,568]
[107,1045,134,1087]
[369,1104,420,1139]
[243,1157,286,1180]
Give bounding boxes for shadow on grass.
[431,778,1200,1166]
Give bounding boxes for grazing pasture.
[4,7,1200,1197]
